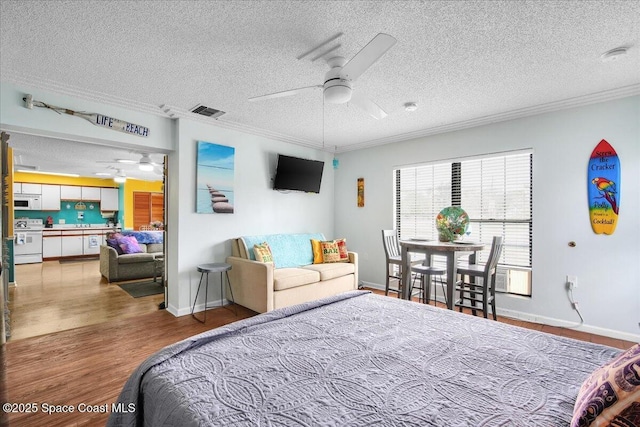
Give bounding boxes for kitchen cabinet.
[81,186,101,201]
[60,185,81,200]
[41,184,61,210]
[100,188,119,211]
[42,230,62,258]
[61,231,84,257]
[15,182,42,194]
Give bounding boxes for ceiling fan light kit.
[138,153,154,171]
[113,169,127,183]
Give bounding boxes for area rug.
[118,281,164,298]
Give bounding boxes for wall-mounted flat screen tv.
[273,155,324,193]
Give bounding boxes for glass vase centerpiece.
[436,207,469,242]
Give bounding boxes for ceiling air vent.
[190,104,226,119]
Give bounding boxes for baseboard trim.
[172,299,230,317]
[360,281,640,342]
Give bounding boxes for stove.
[14,218,44,230]
[14,218,44,264]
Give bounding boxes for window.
[395,151,533,296]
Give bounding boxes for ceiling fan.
[249,33,397,120]
[97,153,162,173]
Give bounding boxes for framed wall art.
[196,141,235,214]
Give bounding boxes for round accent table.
[191,262,234,323]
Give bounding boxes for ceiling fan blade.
[341,33,397,81]
[249,85,322,102]
[350,91,388,120]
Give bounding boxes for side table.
[191,262,234,323]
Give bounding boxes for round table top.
[197,262,232,273]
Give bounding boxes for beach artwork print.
[588,139,620,235]
[196,141,235,214]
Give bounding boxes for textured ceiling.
[1,0,639,178]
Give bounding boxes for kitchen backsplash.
[14,201,116,225]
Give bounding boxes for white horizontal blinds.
[460,153,532,268]
[396,163,451,241]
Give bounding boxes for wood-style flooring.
[1,267,636,426]
[7,260,164,341]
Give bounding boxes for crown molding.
[4,72,638,154]
[335,84,640,153]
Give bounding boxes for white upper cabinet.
[81,186,101,201]
[60,185,82,200]
[16,182,42,194]
[100,188,119,211]
[41,184,61,210]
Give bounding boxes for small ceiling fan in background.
[249,33,397,120]
[97,153,163,174]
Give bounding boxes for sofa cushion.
[118,253,155,264]
[273,268,321,291]
[146,243,163,254]
[240,233,325,268]
[302,262,355,281]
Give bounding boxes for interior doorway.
[4,131,169,342]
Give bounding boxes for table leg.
[446,253,455,310]
[401,245,410,300]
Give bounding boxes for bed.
[108,291,630,426]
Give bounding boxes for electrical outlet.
[566,275,578,289]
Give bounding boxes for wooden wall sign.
[588,139,620,235]
[357,178,364,207]
[23,94,149,137]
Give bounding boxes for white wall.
[334,96,640,341]
[166,118,335,315]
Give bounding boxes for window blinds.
[395,151,532,269]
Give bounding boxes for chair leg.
[385,264,390,296]
[469,276,478,317]
[437,275,447,307]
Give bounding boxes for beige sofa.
[226,233,358,313]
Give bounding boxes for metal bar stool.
[191,262,234,323]
[410,264,446,305]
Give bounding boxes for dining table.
[399,239,486,310]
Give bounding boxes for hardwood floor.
[1,277,635,426]
[7,260,164,341]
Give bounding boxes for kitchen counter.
[47,225,121,231]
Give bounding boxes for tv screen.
[273,155,324,193]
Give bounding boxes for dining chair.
[381,229,423,297]
[454,236,504,320]
[410,264,446,305]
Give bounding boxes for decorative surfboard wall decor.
[588,139,620,235]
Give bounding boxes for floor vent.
[190,104,226,119]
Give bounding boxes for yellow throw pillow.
[320,240,341,263]
[253,242,274,265]
[311,239,324,264]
